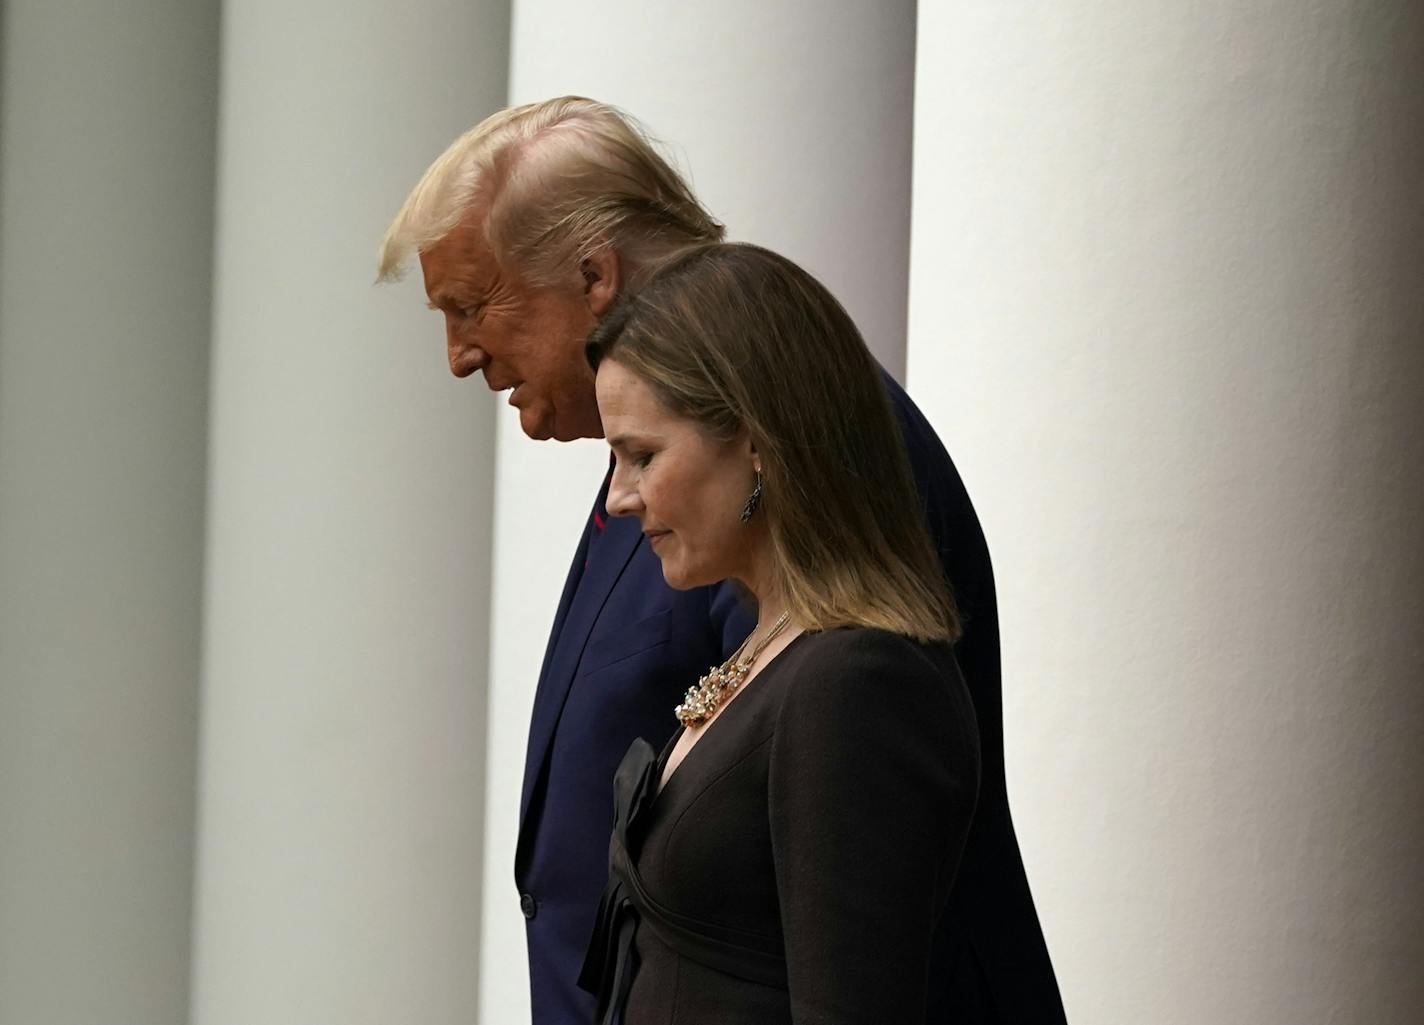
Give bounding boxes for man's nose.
[446,337,488,378]
[605,461,642,518]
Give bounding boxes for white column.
[188,3,510,1024]
[0,3,219,1023]
[481,4,917,1020]
[909,2,1424,1022]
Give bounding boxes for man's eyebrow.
[426,287,486,311]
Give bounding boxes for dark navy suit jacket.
[514,372,1066,1024]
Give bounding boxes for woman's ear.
[581,245,622,317]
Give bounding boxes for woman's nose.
[605,461,643,518]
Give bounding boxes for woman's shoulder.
[772,626,966,719]
[765,626,979,790]
[783,625,954,676]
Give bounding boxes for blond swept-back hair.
[586,244,960,645]
[377,97,724,285]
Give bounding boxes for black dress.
[581,627,981,1024]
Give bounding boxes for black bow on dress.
[578,738,660,1025]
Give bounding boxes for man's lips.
[645,529,671,548]
[480,368,518,392]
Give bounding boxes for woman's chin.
[659,559,712,592]
[659,563,692,590]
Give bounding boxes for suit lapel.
[519,486,644,830]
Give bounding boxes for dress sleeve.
[767,631,981,1024]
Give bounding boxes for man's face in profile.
[419,217,602,442]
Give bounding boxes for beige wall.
[0,2,220,1023]
[907,2,1424,1021]
[186,2,510,1024]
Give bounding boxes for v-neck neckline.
[655,629,810,797]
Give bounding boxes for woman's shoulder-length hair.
[586,242,959,645]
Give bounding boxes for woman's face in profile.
[596,359,760,590]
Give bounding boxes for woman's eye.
[635,452,654,469]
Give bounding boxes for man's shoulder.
[601,536,751,647]
[878,366,950,457]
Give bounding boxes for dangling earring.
[740,468,763,523]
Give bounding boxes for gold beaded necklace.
[675,611,792,728]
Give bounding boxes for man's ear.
[581,245,622,317]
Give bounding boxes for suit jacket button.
[520,892,537,919]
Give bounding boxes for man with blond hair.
[379,97,1064,1025]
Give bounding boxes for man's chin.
[518,404,600,443]
[516,404,556,442]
